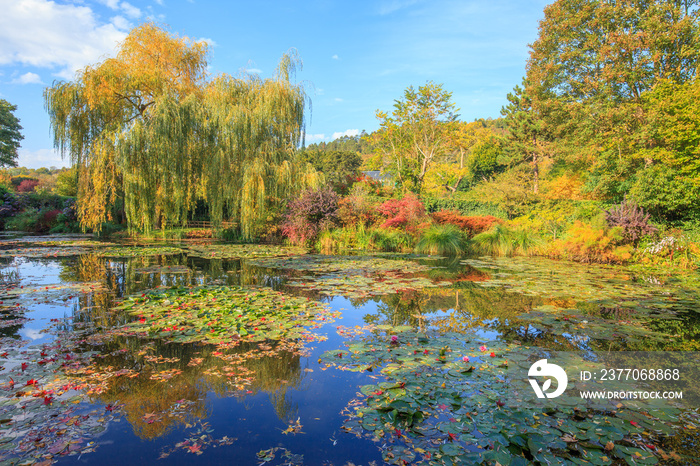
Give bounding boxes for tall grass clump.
[415,224,468,256]
[370,228,413,252]
[471,224,540,256]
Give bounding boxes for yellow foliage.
[45,24,316,238]
[547,221,633,264]
[541,174,589,201]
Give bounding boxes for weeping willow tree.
[45,23,321,238]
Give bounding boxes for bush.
[431,210,501,237]
[35,209,61,232]
[17,179,40,193]
[377,193,428,235]
[314,225,413,253]
[338,191,381,227]
[605,198,658,245]
[422,197,506,217]
[97,221,125,238]
[4,209,41,232]
[549,221,633,264]
[471,224,541,256]
[415,224,468,256]
[282,187,340,246]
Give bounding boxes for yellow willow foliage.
[45,24,320,238]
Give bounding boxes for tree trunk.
[532,135,539,194]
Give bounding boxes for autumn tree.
[424,120,505,195]
[525,0,700,202]
[371,82,458,193]
[0,99,23,167]
[45,23,320,237]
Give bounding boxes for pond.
[0,235,699,465]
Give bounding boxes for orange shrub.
[338,195,380,227]
[548,221,632,264]
[431,210,501,237]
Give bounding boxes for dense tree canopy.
[298,149,362,194]
[371,82,458,193]
[0,99,23,167]
[45,23,320,236]
[514,0,700,219]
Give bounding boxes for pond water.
[0,236,699,465]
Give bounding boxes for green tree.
[0,99,23,167]
[501,83,546,193]
[54,167,78,197]
[525,0,700,203]
[371,82,458,193]
[298,149,362,194]
[45,23,320,237]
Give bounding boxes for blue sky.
[0,0,549,168]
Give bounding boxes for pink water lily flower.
[479,345,487,352]
[462,356,470,363]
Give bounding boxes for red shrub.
[377,194,427,234]
[17,179,40,193]
[431,210,501,237]
[36,209,61,232]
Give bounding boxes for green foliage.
[371,82,458,193]
[304,132,370,154]
[500,81,546,192]
[421,197,505,218]
[96,221,126,238]
[471,223,541,256]
[513,199,608,240]
[4,208,41,232]
[315,225,414,253]
[466,168,536,219]
[521,0,700,214]
[54,167,78,197]
[629,164,700,222]
[0,99,23,167]
[415,224,468,256]
[298,149,362,194]
[44,24,320,237]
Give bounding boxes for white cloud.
[154,0,164,5]
[334,97,343,102]
[332,54,339,60]
[21,328,45,341]
[97,0,141,18]
[17,148,69,169]
[0,0,128,80]
[245,68,262,74]
[331,129,359,140]
[302,132,326,142]
[12,72,43,84]
[98,0,121,9]
[119,1,142,19]
[110,15,130,30]
[197,37,217,47]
